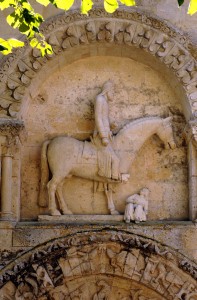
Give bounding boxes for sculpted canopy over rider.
[38,81,176,216]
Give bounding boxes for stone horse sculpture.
[38,117,176,216]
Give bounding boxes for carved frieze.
[0,231,197,299]
[0,249,24,270]
[0,9,197,118]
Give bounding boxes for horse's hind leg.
[47,175,64,216]
[56,180,72,215]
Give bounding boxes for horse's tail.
[38,140,51,207]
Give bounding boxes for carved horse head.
[157,117,176,150]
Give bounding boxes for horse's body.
[39,117,176,216]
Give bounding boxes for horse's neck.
[114,119,162,153]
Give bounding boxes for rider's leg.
[111,154,120,180]
[111,153,130,182]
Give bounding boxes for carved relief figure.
[93,81,129,182]
[93,280,111,300]
[124,188,149,223]
[38,81,176,216]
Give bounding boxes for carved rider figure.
[93,81,129,181]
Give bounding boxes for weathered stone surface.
[38,214,124,222]
[1,230,197,299]
[21,56,188,221]
[0,4,197,297]
[0,8,197,118]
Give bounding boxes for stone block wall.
[0,0,197,274]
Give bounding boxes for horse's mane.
[118,116,163,135]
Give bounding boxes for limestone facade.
[0,1,197,298]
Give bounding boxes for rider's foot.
[121,173,130,183]
[50,209,61,216]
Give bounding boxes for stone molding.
[184,120,197,147]
[0,8,197,119]
[0,230,197,299]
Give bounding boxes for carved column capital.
[0,119,24,145]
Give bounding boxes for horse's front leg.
[104,183,120,215]
[47,176,62,216]
[56,180,73,215]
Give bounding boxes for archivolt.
[0,8,197,119]
[0,230,197,299]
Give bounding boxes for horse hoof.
[50,209,61,216]
[111,210,120,215]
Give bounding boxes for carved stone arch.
[0,230,197,299]
[0,8,197,120]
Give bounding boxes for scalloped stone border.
[0,8,197,119]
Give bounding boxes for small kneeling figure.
[124,188,149,223]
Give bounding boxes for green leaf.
[22,2,33,11]
[0,44,7,51]
[0,40,12,54]
[7,13,20,28]
[7,38,24,47]
[46,45,53,55]
[23,9,35,23]
[0,0,13,10]
[0,37,24,54]
[177,0,184,6]
[53,0,74,10]
[19,23,30,33]
[36,14,44,22]
[36,0,50,6]
[6,13,15,26]
[30,38,39,47]
[104,0,118,13]
[32,26,39,32]
[81,0,93,14]
[119,0,135,6]
[188,0,197,14]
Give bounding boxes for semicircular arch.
[0,230,197,299]
[0,8,197,120]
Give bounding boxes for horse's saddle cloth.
[80,141,112,179]
[79,141,97,164]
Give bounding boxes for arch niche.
[0,8,196,221]
[0,230,197,299]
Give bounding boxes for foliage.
[177,0,197,15]
[0,0,196,56]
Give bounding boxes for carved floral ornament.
[0,230,197,299]
[0,9,197,120]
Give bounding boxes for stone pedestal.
[38,214,124,223]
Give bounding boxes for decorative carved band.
[0,230,197,299]
[0,8,197,119]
